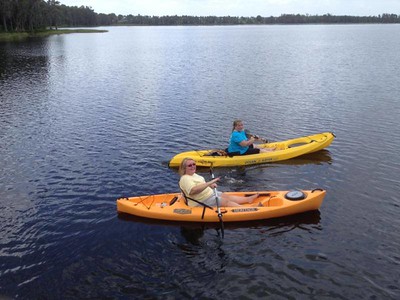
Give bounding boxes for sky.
[59,0,400,17]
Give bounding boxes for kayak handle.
[169,196,179,205]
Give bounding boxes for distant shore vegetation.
[0,29,107,42]
[1,0,399,34]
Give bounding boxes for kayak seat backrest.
[180,189,214,219]
[180,189,213,208]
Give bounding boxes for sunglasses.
[186,163,196,168]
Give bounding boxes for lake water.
[1,24,400,299]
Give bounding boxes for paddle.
[210,168,224,239]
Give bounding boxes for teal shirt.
[228,130,248,154]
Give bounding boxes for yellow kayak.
[169,132,335,167]
[116,189,326,223]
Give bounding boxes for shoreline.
[0,29,108,42]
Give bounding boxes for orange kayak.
[116,189,326,222]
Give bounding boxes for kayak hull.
[117,189,326,223]
[169,132,335,167]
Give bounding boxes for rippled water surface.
[1,25,400,299]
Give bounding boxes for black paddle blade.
[219,215,225,239]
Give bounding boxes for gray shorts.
[193,191,222,207]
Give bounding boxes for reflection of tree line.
[1,0,399,33]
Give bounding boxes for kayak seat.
[226,148,240,157]
[180,189,213,219]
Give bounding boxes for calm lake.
[1,24,400,299]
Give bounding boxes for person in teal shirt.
[227,120,275,155]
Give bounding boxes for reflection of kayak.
[116,189,326,222]
[117,210,322,229]
[273,149,333,166]
[169,132,335,168]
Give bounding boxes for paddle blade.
[219,215,225,239]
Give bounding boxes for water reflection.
[274,149,333,166]
[118,210,321,243]
[180,227,205,246]
[0,39,50,81]
[168,150,332,175]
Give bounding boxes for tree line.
[1,0,100,32]
[1,0,399,32]
[117,13,400,26]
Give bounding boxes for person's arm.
[189,177,220,195]
[247,133,267,143]
[239,137,255,147]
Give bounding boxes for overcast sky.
[59,0,400,17]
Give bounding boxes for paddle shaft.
[210,172,222,214]
[210,169,224,238]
